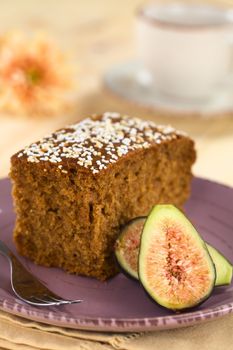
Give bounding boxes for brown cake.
[10,112,196,280]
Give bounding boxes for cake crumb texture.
[11,112,196,280]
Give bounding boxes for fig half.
[138,205,216,310]
[115,217,232,287]
[115,217,145,279]
[206,244,233,286]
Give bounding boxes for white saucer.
[104,61,233,117]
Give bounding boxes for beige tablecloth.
[0,310,232,350]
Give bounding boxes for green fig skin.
[138,205,216,311]
[115,217,232,287]
[206,244,233,286]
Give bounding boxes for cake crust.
[11,112,196,280]
[13,112,187,174]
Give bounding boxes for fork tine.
[30,295,82,306]
[47,295,83,304]
[41,296,68,305]
[28,296,63,305]
[26,296,56,306]
[0,240,83,307]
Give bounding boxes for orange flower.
[0,32,75,117]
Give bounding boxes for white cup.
[136,3,233,100]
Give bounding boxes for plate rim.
[0,176,232,332]
[0,296,233,332]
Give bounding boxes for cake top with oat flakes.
[16,112,186,174]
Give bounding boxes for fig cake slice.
[138,205,216,310]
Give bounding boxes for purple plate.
[0,177,232,332]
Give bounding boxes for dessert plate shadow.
[0,177,232,332]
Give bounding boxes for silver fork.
[0,240,82,306]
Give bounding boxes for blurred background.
[0,0,232,185]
